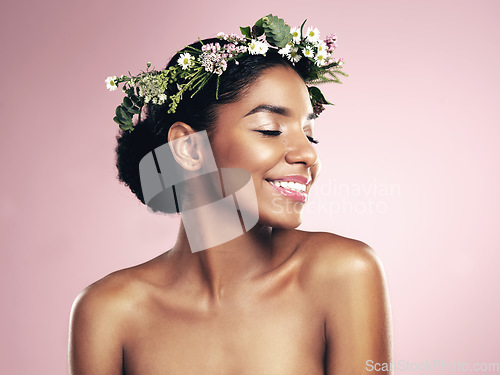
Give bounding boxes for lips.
[265,176,311,203]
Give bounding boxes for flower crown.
[106,14,346,132]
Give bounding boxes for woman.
[69,15,392,374]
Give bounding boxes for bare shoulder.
[70,253,168,324]
[292,230,390,318]
[69,255,170,374]
[294,230,385,287]
[71,268,137,323]
[68,270,132,374]
[292,230,392,373]
[69,267,142,353]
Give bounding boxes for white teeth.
[269,180,307,192]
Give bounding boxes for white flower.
[316,41,327,53]
[288,46,302,63]
[302,47,315,59]
[248,40,259,54]
[158,93,167,104]
[105,76,118,91]
[305,27,320,43]
[290,27,301,43]
[314,50,327,66]
[200,52,215,73]
[249,40,268,55]
[257,41,269,55]
[278,44,291,57]
[177,53,194,70]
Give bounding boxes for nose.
[284,131,319,168]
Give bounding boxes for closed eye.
[307,136,319,144]
[254,130,282,137]
[255,130,318,144]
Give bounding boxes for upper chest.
[122,281,326,375]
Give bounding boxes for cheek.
[238,142,280,170]
[211,137,282,174]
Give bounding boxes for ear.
[167,122,204,172]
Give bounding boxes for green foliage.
[308,86,332,105]
[112,95,144,132]
[122,97,134,110]
[299,19,307,40]
[308,86,332,116]
[252,18,264,37]
[240,26,251,38]
[258,14,292,48]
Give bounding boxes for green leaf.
[123,86,134,96]
[122,97,133,110]
[115,106,124,118]
[120,105,133,120]
[115,106,132,124]
[299,19,307,39]
[259,14,291,48]
[308,86,333,105]
[274,31,286,41]
[113,116,123,126]
[252,18,264,37]
[119,123,133,131]
[240,26,251,38]
[128,106,141,115]
[130,95,143,107]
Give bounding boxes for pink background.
[1,0,499,373]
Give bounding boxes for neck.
[170,221,278,303]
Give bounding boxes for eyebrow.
[244,104,316,121]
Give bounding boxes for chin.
[258,198,306,229]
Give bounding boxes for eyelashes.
[255,130,319,144]
[256,130,282,137]
[307,136,319,144]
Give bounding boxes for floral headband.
[106,14,346,132]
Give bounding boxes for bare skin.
[69,66,392,374]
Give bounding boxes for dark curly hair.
[115,38,312,204]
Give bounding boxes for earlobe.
[168,122,204,171]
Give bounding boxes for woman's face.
[208,65,321,228]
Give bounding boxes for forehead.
[246,65,312,113]
[217,65,314,123]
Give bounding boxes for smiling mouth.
[266,179,309,203]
